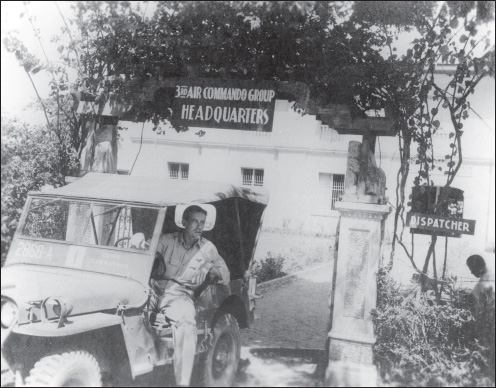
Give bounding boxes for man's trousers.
[159,293,197,386]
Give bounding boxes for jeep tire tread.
[25,350,102,387]
[203,313,240,387]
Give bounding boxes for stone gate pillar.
[325,201,390,386]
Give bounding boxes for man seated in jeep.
[133,205,230,386]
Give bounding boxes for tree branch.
[25,69,52,131]
[54,1,82,70]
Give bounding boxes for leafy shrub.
[1,120,78,265]
[372,268,495,387]
[250,254,287,283]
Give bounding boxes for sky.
[1,2,72,120]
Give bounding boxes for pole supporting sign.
[167,79,277,132]
[406,212,476,237]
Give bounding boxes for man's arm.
[210,254,230,285]
[190,241,230,285]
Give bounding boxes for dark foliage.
[250,254,287,283]
[372,268,495,386]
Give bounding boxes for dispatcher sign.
[170,79,277,131]
[406,212,476,236]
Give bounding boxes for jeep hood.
[1,264,148,325]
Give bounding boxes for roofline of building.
[129,136,494,165]
[129,136,350,157]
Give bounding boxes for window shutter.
[254,169,264,186]
[242,168,253,185]
[181,164,189,179]
[169,163,179,179]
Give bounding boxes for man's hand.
[152,312,172,330]
[129,233,148,250]
[191,263,213,285]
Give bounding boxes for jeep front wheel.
[25,350,102,387]
[203,313,240,387]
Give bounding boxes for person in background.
[466,254,495,318]
[466,253,495,371]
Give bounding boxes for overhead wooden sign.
[167,79,277,132]
[75,77,397,135]
[406,212,476,237]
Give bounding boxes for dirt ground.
[241,263,333,350]
[233,263,333,387]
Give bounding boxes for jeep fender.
[214,295,249,329]
[13,313,122,337]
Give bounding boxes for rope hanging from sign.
[129,121,145,175]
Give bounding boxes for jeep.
[1,172,267,386]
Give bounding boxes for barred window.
[242,168,264,186]
[319,173,344,210]
[331,175,344,209]
[168,163,189,180]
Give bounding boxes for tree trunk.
[79,120,118,175]
[420,234,437,291]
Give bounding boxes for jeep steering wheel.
[114,237,131,247]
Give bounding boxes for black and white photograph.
[1,2,495,387]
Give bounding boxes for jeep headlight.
[1,299,18,329]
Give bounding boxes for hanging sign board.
[408,186,469,237]
[406,212,476,236]
[163,79,277,132]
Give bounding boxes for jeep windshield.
[20,197,159,252]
